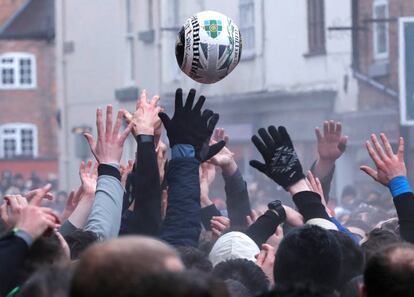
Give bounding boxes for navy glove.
[158,88,225,162]
[250,126,304,190]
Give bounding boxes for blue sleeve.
[330,216,360,244]
[160,154,201,247]
[388,176,412,198]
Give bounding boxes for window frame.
[372,0,389,61]
[306,0,326,56]
[239,0,256,59]
[0,123,38,159]
[0,52,37,90]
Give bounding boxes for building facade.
[335,0,414,199]
[0,0,58,180]
[56,0,356,194]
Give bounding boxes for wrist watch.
[267,200,287,222]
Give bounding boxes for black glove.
[250,126,304,190]
[158,88,225,162]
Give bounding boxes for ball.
[175,10,242,84]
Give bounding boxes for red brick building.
[0,0,57,180]
[339,0,414,191]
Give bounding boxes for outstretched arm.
[249,126,337,230]
[83,105,132,240]
[360,133,414,243]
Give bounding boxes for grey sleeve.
[84,175,124,241]
[59,220,78,237]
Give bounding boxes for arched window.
[0,123,38,159]
[0,52,37,89]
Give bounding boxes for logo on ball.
[204,20,222,38]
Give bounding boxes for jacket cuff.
[201,204,222,230]
[136,135,154,144]
[292,191,330,221]
[98,164,121,181]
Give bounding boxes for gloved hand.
[250,126,304,190]
[158,88,225,162]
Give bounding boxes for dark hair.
[176,246,213,272]
[131,271,230,297]
[23,234,66,278]
[17,265,72,297]
[64,230,98,260]
[330,231,364,290]
[364,243,414,297]
[259,283,336,297]
[340,275,363,297]
[342,186,356,198]
[212,258,269,296]
[224,279,252,297]
[361,228,400,261]
[274,225,341,292]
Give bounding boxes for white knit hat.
[209,231,260,267]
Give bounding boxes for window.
[307,0,326,55]
[0,53,36,89]
[239,0,255,57]
[373,0,389,60]
[0,124,38,159]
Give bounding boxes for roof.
[0,0,54,41]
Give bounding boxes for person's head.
[177,246,213,272]
[361,228,400,261]
[212,258,269,296]
[17,265,72,297]
[341,185,357,208]
[23,233,68,279]
[330,231,364,290]
[260,283,337,297]
[131,271,230,297]
[224,279,252,297]
[64,230,98,260]
[274,225,341,292]
[70,236,184,297]
[362,243,414,297]
[209,231,260,267]
[340,275,363,297]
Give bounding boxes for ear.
[359,284,367,297]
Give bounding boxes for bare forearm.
[67,193,95,229]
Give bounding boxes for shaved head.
[70,236,184,297]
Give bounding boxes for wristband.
[12,228,34,247]
[388,176,412,198]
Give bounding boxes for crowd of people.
[0,88,413,297]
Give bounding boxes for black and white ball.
[175,10,242,84]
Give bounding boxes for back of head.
[364,243,414,297]
[130,271,230,297]
[361,228,400,261]
[70,236,184,297]
[224,279,252,297]
[259,283,337,297]
[330,231,364,290]
[64,230,98,260]
[274,225,341,292]
[340,275,363,297]
[212,258,269,296]
[17,265,72,297]
[176,246,213,272]
[23,233,67,279]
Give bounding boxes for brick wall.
[357,0,414,109]
[0,40,58,159]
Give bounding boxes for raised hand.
[79,160,98,194]
[210,216,230,238]
[0,195,28,229]
[315,120,348,161]
[255,244,276,285]
[84,105,133,165]
[360,134,406,186]
[123,90,162,137]
[250,126,304,190]
[209,128,237,175]
[158,88,225,162]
